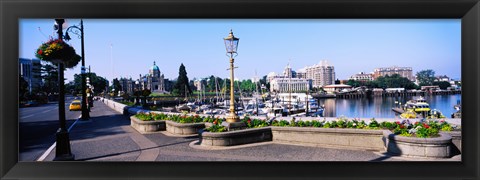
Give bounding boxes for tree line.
[345,69,456,90]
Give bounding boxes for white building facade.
[349,72,374,81]
[373,66,414,81]
[270,78,311,93]
[267,63,310,93]
[303,60,335,88]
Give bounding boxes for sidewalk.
[42,101,461,161]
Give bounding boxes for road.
[19,95,81,161]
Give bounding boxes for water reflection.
[317,94,461,118]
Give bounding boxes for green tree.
[375,74,417,89]
[110,78,122,96]
[346,79,362,87]
[173,63,191,96]
[433,81,451,90]
[68,72,108,95]
[416,69,436,86]
[40,63,59,94]
[240,79,256,93]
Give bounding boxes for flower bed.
[268,117,458,139]
[132,112,210,135]
[130,115,166,134]
[200,116,459,155]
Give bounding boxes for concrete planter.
[271,126,385,151]
[130,115,166,134]
[383,130,453,158]
[200,127,272,146]
[444,130,461,153]
[166,120,205,135]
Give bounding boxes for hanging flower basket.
[35,38,81,68]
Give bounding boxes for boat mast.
[185,84,187,102]
[215,77,219,103]
[288,61,292,116]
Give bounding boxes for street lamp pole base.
[221,121,246,131]
[80,115,90,121]
[226,114,240,123]
[53,129,75,161]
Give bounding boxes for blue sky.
[20,19,461,84]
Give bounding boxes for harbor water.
[317,94,461,118]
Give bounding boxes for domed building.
[139,61,166,93]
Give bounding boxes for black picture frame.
[1,0,479,179]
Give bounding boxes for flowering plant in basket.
[35,38,81,68]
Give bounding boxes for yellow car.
[69,100,82,111]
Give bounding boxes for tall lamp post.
[64,19,89,120]
[53,19,75,161]
[223,30,240,123]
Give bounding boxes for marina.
[139,93,461,119]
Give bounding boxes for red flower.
[395,121,400,124]
[37,50,43,55]
[247,120,251,124]
[400,125,405,129]
[423,124,430,129]
[213,120,217,125]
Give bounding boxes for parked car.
[69,100,82,111]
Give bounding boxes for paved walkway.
[42,101,461,161]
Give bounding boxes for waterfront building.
[136,61,167,93]
[119,77,135,94]
[435,75,450,82]
[385,88,405,92]
[19,58,42,93]
[322,84,352,94]
[268,63,310,93]
[373,66,414,81]
[302,60,335,88]
[296,68,307,79]
[349,72,374,81]
[270,78,311,93]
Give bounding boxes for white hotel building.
[297,60,335,88]
[268,64,311,93]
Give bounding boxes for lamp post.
[53,19,74,161]
[223,30,240,123]
[63,19,89,120]
[135,80,140,105]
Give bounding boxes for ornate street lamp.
[53,19,75,161]
[223,30,240,124]
[63,19,89,120]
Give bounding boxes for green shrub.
[311,120,322,127]
[135,112,152,121]
[336,119,346,128]
[330,121,337,128]
[206,124,226,132]
[151,113,168,120]
[368,118,380,128]
[120,101,135,106]
[323,122,332,128]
